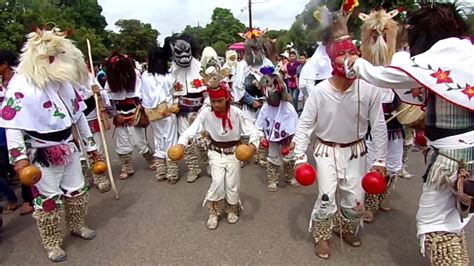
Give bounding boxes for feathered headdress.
[359,9,399,66]
[18,25,89,89]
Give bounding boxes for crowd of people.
[0,2,473,265]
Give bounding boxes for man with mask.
[164,34,207,183]
[350,3,473,264]
[0,27,99,262]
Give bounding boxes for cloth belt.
[317,138,364,148]
[208,139,240,155]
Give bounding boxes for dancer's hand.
[370,165,387,178]
[249,143,257,154]
[91,84,101,94]
[14,159,30,175]
[88,150,101,162]
[347,56,359,69]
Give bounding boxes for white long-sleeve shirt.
[141,71,173,108]
[177,105,262,148]
[293,79,387,165]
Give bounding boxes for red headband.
[207,81,231,99]
[326,38,358,61]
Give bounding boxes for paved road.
[1,132,473,265]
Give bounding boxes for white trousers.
[34,145,84,203]
[150,115,178,159]
[267,142,292,166]
[115,126,150,155]
[93,132,103,155]
[206,150,241,205]
[366,138,403,175]
[177,112,197,135]
[310,145,366,223]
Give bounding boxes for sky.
[97,0,308,43]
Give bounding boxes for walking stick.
[86,39,120,200]
[385,104,411,124]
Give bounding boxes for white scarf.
[389,38,473,111]
[171,58,206,96]
[255,101,298,142]
[0,73,86,133]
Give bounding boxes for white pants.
[206,150,241,205]
[34,145,85,204]
[150,115,178,159]
[93,132,103,155]
[177,112,197,135]
[310,145,366,223]
[115,126,150,155]
[267,142,292,166]
[366,137,403,175]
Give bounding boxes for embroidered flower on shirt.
[9,146,26,163]
[192,79,202,88]
[1,97,22,120]
[43,100,66,119]
[430,68,453,84]
[174,82,183,91]
[14,92,24,99]
[461,84,474,100]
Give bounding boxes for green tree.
[212,40,228,56]
[111,19,159,62]
[204,7,246,46]
[181,7,246,53]
[0,0,110,61]
[182,25,207,48]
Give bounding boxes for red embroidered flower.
[411,87,423,98]
[175,82,183,91]
[430,68,453,84]
[193,79,202,88]
[10,148,22,158]
[14,92,24,99]
[42,198,57,212]
[43,100,52,109]
[1,105,17,120]
[461,84,474,100]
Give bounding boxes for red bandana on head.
[326,38,358,79]
[208,82,233,131]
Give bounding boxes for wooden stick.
[385,104,412,124]
[87,39,120,200]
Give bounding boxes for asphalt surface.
[1,131,473,265]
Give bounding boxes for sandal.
[3,202,18,214]
[19,203,34,216]
[314,240,330,259]
[363,210,374,223]
[338,232,361,247]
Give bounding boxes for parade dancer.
[0,27,98,262]
[291,5,387,259]
[141,47,179,183]
[222,49,238,87]
[77,68,111,192]
[255,68,299,192]
[104,51,155,180]
[176,79,261,230]
[164,34,207,183]
[350,3,473,264]
[233,28,273,168]
[357,9,404,223]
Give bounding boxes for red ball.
[261,139,269,149]
[295,163,317,186]
[415,129,427,147]
[362,172,386,194]
[282,147,290,156]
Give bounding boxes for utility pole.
[248,0,252,30]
